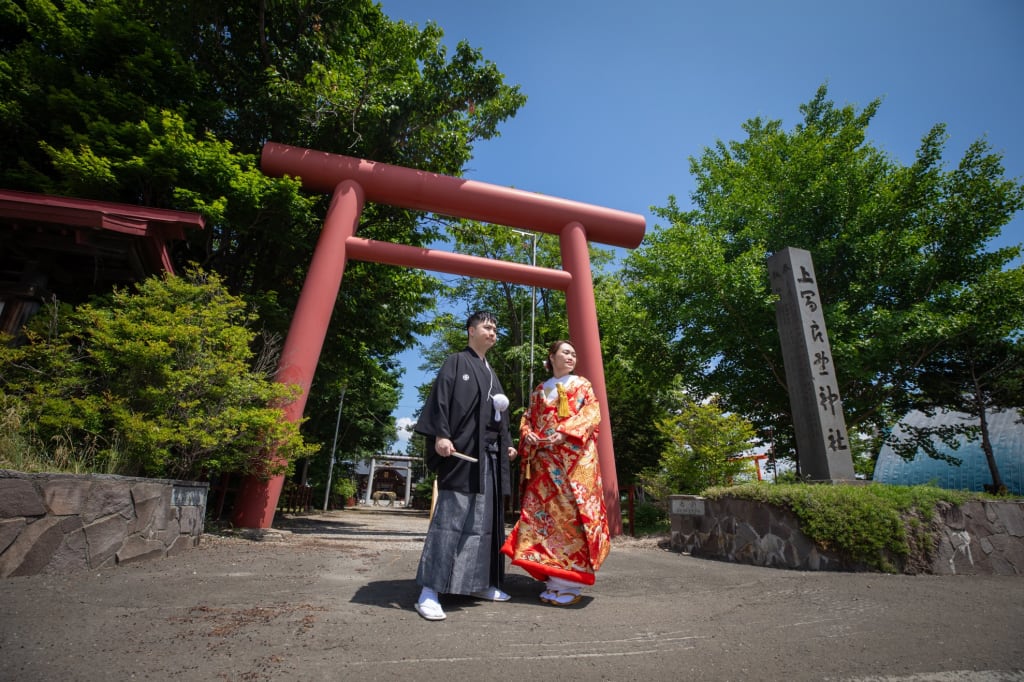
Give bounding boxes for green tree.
[423,223,664,485]
[0,270,317,479]
[404,223,649,493]
[898,267,1024,493]
[621,84,1024,472]
[0,1,526,476]
[642,391,756,495]
[420,222,612,420]
[594,276,670,484]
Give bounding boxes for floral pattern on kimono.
[501,374,610,585]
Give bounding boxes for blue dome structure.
[873,409,1023,495]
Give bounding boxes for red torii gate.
[233,142,646,534]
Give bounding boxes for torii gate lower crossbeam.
[232,142,646,534]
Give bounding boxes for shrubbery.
[0,269,317,480]
[704,482,990,572]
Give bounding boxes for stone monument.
[767,247,855,481]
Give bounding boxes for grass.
[0,394,130,475]
[701,482,1002,572]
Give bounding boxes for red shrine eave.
[0,188,205,334]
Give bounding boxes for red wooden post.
[232,181,364,529]
[561,221,622,536]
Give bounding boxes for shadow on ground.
[350,573,593,613]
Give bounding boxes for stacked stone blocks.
[669,494,1024,575]
[0,470,207,577]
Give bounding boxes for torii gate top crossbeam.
[260,142,645,249]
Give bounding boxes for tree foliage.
[0,270,317,479]
[0,1,527,476]
[900,266,1024,492]
[406,222,665,486]
[423,222,612,419]
[621,84,1024,474]
[594,276,671,484]
[642,392,756,495]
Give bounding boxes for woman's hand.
[523,431,565,447]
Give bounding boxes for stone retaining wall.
[0,470,208,577]
[668,494,1024,575]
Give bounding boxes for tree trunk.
[977,404,1007,494]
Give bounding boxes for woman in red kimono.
[501,340,611,605]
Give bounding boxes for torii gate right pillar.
[561,220,622,535]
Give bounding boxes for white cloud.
[395,416,416,452]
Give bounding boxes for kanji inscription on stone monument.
[767,247,855,481]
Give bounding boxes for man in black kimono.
[413,311,517,621]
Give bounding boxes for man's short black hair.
[467,310,497,330]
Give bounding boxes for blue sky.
[377,0,1024,447]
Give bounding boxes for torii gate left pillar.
[233,142,646,534]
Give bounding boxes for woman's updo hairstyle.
[542,339,574,373]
